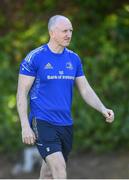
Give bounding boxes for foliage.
[0,0,129,153]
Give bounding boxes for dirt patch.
[1,151,129,179]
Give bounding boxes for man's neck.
[47,41,64,54]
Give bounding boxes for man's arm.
[75,76,114,123]
[16,74,36,144]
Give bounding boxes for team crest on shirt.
[44,63,53,69]
[59,70,64,75]
[66,62,73,70]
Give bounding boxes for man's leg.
[32,120,68,178]
[46,151,67,179]
[39,160,52,179]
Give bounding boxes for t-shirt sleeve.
[19,51,38,77]
[75,55,84,77]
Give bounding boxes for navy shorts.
[32,119,73,162]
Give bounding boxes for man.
[16,15,114,179]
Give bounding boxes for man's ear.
[49,30,54,38]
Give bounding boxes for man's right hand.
[22,126,36,145]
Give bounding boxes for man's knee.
[46,152,67,179]
[40,160,52,179]
[51,160,66,178]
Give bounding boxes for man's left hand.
[102,108,114,123]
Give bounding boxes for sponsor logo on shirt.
[47,75,75,80]
[59,70,64,75]
[66,62,73,70]
[44,63,53,69]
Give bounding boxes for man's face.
[50,19,73,47]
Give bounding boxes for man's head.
[48,15,73,47]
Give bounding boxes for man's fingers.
[30,136,36,144]
[109,111,114,121]
[106,118,113,123]
[102,108,114,123]
[105,114,114,123]
[22,135,36,145]
[108,110,114,118]
[22,128,36,145]
[104,110,114,119]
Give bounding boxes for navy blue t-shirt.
[19,44,84,125]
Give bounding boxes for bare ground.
[1,151,129,179]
